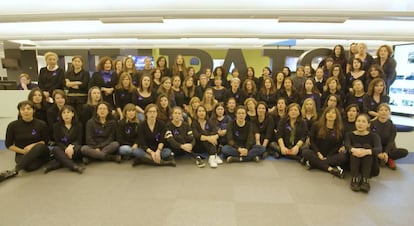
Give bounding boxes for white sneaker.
[208,155,218,168]
[215,154,223,165]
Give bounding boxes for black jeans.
[15,143,50,172]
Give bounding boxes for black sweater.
[362,95,390,115]
[309,124,343,157]
[53,121,83,151]
[85,118,117,149]
[89,71,119,106]
[344,131,382,156]
[258,92,278,109]
[165,121,195,150]
[138,120,166,151]
[276,118,308,148]
[370,119,397,153]
[252,115,275,143]
[65,69,90,94]
[226,120,255,149]
[131,90,156,110]
[6,118,49,153]
[38,67,65,94]
[116,119,139,146]
[191,119,218,141]
[114,88,134,110]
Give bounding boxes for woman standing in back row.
[65,55,90,115]
[38,51,65,101]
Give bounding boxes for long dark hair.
[316,106,343,140]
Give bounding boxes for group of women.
[1,43,408,193]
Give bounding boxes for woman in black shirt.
[89,56,118,108]
[81,102,121,164]
[343,104,359,134]
[114,72,136,120]
[222,106,266,163]
[191,105,220,168]
[1,101,49,181]
[46,105,84,174]
[345,114,382,193]
[166,107,203,167]
[38,51,65,100]
[370,103,408,170]
[132,74,156,122]
[363,78,389,119]
[253,102,276,158]
[117,104,140,160]
[65,55,90,115]
[133,104,175,167]
[302,107,347,178]
[28,87,50,123]
[275,103,308,160]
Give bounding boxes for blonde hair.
[44,51,58,61]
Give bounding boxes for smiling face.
[374,81,384,94]
[104,60,112,71]
[54,93,66,108]
[159,96,169,109]
[126,109,136,121]
[256,104,266,117]
[325,108,337,121]
[196,107,206,120]
[19,104,34,121]
[347,107,358,121]
[288,105,300,119]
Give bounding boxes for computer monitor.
[390,43,414,115]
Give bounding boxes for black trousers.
[194,141,217,155]
[350,154,375,178]
[170,148,198,159]
[302,149,347,171]
[15,144,50,172]
[67,95,87,115]
[52,146,83,170]
[388,148,409,160]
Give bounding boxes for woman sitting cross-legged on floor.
[222,106,266,163]
[132,104,176,167]
[45,105,85,174]
[274,103,308,160]
[81,102,121,164]
[116,103,140,160]
[302,106,347,178]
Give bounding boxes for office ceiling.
[1,0,414,50]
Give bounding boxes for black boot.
[44,159,62,174]
[360,177,371,193]
[160,156,176,167]
[104,154,122,163]
[71,165,85,174]
[137,154,157,166]
[350,176,361,192]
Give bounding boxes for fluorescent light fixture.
[100,17,164,23]
[278,16,348,23]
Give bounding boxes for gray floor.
[0,149,413,226]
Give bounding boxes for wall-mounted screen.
[390,43,414,115]
[130,56,153,70]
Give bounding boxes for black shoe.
[105,154,122,163]
[360,177,371,193]
[0,170,18,182]
[273,151,281,159]
[161,159,176,167]
[131,157,141,167]
[330,166,344,178]
[262,151,269,159]
[195,156,206,168]
[299,157,306,165]
[350,177,361,192]
[43,160,61,174]
[226,156,242,163]
[82,157,90,165]
[72,165,85,174]
[305,160,312,170]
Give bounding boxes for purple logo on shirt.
[126,127,131,134]
[121,93,125,97]
[235,130,240,137]
[138,95,143,101]
[95,129,103,135]
[371,126,377,132]
[285,124,291,132]
[205,124,209,130]
[235,94,239,99]
[173,129,179,135]
[31,129,37,135]
[52,72,57,76]
[371,101,375,106]
[358,97,363,102]
[61,136,68,143]
[155,133,161,142]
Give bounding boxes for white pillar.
[0,41,7,79]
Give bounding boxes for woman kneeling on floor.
[222,106,266,163]
[302,106,347,178]
[345,114,382,193]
